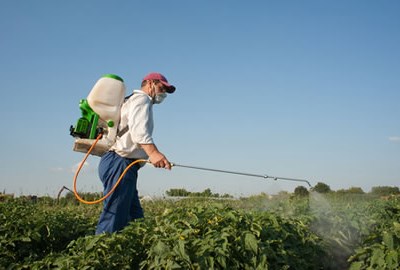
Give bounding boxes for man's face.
[149,80,167,96]
[150,81,168,104]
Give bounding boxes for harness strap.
[117,125,129,137]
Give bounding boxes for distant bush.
[165,188,191,197]
[313,182,331,193]
[166,188,233,198]
[370,186,399,196]
[294,186,309,197]
[336,187,365,194]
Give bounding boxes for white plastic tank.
[87,74,126,126]
[87,74,126,146]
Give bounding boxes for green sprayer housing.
[70,74,125,156]
[69,99,101,139]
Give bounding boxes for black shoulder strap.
[117,125,129,137]
[116,94,134,138]
[124,93,134,101]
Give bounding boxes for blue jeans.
[95,151,144,234]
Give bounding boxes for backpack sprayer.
[70,74,312,204]
[70,74,126,156]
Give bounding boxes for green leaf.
[382,232,394,250]
[85,237,100,251]
[153,240,169,256]
[216,255,227,268]
[173,240,190,262]
[20,237,31,242]
[349,261,362,270]
[393,222,400,238]
[370,248,385,267]
[385,250,399,270]
[244,233,258,254]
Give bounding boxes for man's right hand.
[140,144,171,170]
[149,152,171,170]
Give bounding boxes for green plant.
[348,197,400,269]
[0,199,97,267]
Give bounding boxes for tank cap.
[102,74,124,82]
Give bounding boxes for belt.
[108,150,140,162]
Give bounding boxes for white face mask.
[153,92,167,104]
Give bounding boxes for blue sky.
[1,1,399,197]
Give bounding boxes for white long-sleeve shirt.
[110,90,154,159]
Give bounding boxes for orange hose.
[73,133,148,204]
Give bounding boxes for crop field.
[0,191,399,269]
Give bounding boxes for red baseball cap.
[143,72,176,93]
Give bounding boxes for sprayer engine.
[69,74,126,156]
[69,99,104,139]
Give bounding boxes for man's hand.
[140,143,171,170]
[149,152,171,170]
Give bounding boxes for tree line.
[294,182,400,197]
[165,184,399,198]
[165,188,233,198]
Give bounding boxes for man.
[95,72,175,234]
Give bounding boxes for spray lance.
[170,162,312,188]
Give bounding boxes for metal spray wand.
[170,162,312,188]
